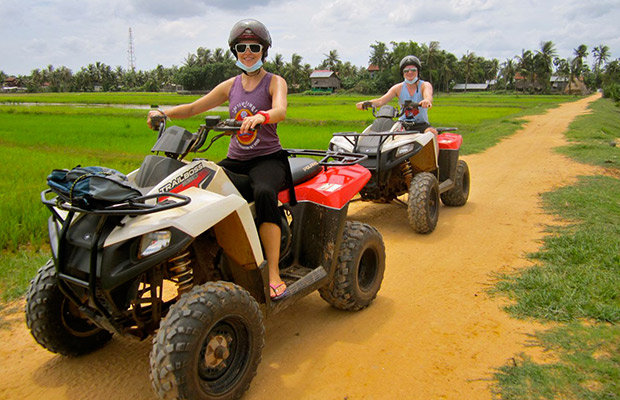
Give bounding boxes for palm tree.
[592,44,610,71]
[369,41,390,70]
[183,53,198,67]
[516,49,535,92]
[212,48,227,63]
[461,51,476,92]
[422,41,440,85]
[535,41,557,92]
[284,53,307,92]
[573,44,588,77]
[592,44,610,72]
[500,58,516,90]
[553,57,570,93]
[321,50,341,72]
[196,47,213,66]
[592,44,610,88]
[271,53,285,75]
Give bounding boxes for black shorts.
[401,121,432,133]
[218,151,288,228]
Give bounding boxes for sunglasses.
[403,67,418,73]
[235,43,263,54]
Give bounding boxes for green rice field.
[0,91,573,300]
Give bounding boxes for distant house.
[562,76,588,95]
[367,64,380,78]
[514,73,543,92]
[2,76,26,92]
[310,70,341,92]
[452,82,490,92]
[550,76,569,93]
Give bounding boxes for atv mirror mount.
[204,115,221,128]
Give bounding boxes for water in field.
[0,102,229,112]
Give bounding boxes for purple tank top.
[227,72,282,160]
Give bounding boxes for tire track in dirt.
[0,94,601,400]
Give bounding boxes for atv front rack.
[41,189,191,335]
[332,127,458,151]
[41,189,191,219]
[332,130,425,151]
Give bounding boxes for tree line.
[2,40,620,101]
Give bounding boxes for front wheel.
[441,160,470,206]
[407,172,440,234]
[150,282,264,400]
[319,221,385,311]
[25,259,113,356]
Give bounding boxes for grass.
[558,98,620,169]
[0,92,572,306]
[492,97,620,399]
[495,324,620,400]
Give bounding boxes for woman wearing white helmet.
[356,55,436,134]
[147,19,290,300]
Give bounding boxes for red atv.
[329,100,470,233]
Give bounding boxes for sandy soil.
[0,94,602,400]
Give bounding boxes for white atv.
[329,100,470,233]
[26,115,386,400]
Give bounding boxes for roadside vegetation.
[1,40,618,101]
[492,97,620,399]
[0,92,570,303]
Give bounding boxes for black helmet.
[399,55,422,74]
[228,19,272,60]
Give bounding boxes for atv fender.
[105,187,263,268]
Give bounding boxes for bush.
[602,83,620,103]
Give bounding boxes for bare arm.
[355,83,402,110]
[147,78,233,128]
[419,81,434,108]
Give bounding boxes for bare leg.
[259,222,285,293]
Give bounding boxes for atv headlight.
[139,230,171,258]
[330,144,346,153]
[395,143,415,157]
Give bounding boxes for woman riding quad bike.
[329,99,470,234]
[27,115,386,400]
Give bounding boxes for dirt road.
[0,94,601,400]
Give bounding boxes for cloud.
[1,0,619,75]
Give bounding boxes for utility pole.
[128,27,136,72]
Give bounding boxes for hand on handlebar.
[239,113,266,133]
[356,101,373,110]
[147,110,166,130]
[418,99,432,108]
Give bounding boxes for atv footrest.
[271,266,328,314]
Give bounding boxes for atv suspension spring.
[402,160,414,187]
[168,251,193,295]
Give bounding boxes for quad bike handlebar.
[151,116,368,167]
[362,100,421,119]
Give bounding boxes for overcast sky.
[2,0,619,76]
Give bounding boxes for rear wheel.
[25,259,113,356]
[407,172,440,234]
[319,221,385,311]
[441,160,470,206]
[150,282,264,400]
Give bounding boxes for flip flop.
[269,282,288,300]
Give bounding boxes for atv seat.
[224,157,321,203]
[289,157,321,185]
